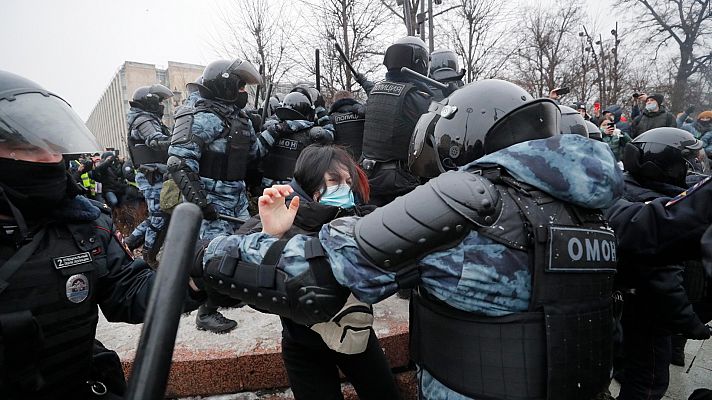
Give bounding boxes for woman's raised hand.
[259,185,300,237]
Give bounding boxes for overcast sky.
[1,0,617,121]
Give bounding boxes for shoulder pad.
[134,115,161,138]
[170,112,195,145]
[354,171,501,271]
[131,113,155,128]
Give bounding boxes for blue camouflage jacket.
[204,134,623,398]
[167,94,271,175]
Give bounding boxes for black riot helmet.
[129,84,173,115]
[266,95,281,117]
[560,105,588,137]
[623,127,710,187]
[0,70,101,156]
[409,79,561,178]
[292,85,325,108]
[585,120,603,141]
[383,36,429,75]
[185,75,203,94]
[429,48,465,83]
[276,92,315,122]
[197,59,262,102]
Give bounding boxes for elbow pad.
[354,171,502,272]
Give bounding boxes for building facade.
[85,61,204,156]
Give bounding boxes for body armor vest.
[127,113,169,167]
[0,219,112,399]
[331,109,365,159]
[362,81,417,162]
[175,100,252,181]
[410,171,616,400]
[261,126,312,182]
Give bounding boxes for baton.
[259,83,274,132]
[400,67,448,90]
[315,49,321,92]
[125,203,202,400]
[334,42,359,77]
[218,213,247,224]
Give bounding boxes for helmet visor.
[227,59,263,85]
[149,84,174,100]
[485,100,561,154]
[0,92,101,154]
[685,148,711,175]
[409,101,444,178]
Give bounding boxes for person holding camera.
[601,116,632,162]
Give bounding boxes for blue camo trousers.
[200,178,250,241]
[130,172,166,250]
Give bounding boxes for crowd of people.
[1,33,712,400]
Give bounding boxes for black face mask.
[697,120,711,131]
[155,104,165,118]
[0,158,68,218]
[235,92,249,109]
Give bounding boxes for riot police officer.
[427,48,465,101]
[167,58,271,333]
[607,127,712,400]
[260,91,334,187]
[328,90,366,159]
[0,70,203,399]
[200,79,626,399]
[360,36,433,206]
[124,84,174,266]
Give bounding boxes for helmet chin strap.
[0,184,29,242]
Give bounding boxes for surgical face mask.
[235,92,249,109]
[645,102,658,112]
[319,183,355,208]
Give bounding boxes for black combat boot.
[195,305,237,334]
[671,335,687,366]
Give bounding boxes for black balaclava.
[235,92,249,109]
[0,158,69,220]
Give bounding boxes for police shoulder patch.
[666,176,712,207]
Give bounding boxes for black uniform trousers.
[618,293,672,400]
[280,323,401,400]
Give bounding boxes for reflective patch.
[276,138,298,150]
[53,252,92,269]
[547,226,617,272]
[370,82,406,96]
[666,176,712,207]
[333,113,361,124]
[65,274,89,303]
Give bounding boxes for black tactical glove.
[151,139,171,152]
[268,121,290,137]
[308,126,333,144]
[202,204,218,221]
[443,82,460,98]
[686,323,712,340]
[355,73,367,85]
[686,105,696,115]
